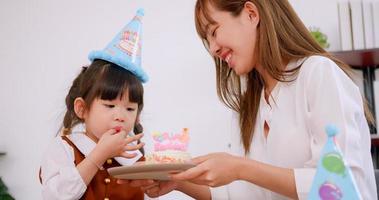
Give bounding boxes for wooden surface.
[332,48,379,68]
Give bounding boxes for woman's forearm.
[237,158,298,199]
[176,181,211,200]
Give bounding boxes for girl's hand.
[171,152,241,187]
[95,129,144,159]
[119,179,178,198]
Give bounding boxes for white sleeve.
[40,137,87,200]
[210,186,230,200]
[209,111,240,200]
[293,56,375,199]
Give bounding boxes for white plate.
[108,163,196,180]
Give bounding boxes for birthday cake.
[146,128,191,164]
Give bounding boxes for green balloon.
[322,153,345,175]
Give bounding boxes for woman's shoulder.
[299,55,337,73]
[296,55,344,81]
[294,55,359,93]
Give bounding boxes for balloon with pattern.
[322,153,345,175]
[319,182,342,200]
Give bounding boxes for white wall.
[0,1,232,199]
[0,0,378,199]
[289,0,379,128]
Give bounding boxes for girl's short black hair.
[62,59,144,135]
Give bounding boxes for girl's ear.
[74,97,86,119]
[244,1,260,26]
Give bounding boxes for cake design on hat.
[118,30,141,58]
[88,8,148,83]
[308,124,361,199]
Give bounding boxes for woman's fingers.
[137,180,161,198]
[191,154,211,164]
[145,186,160,197]
[171,164,206,180]
[188,177,209,186]
[141,182,159,191]
[129,179,155,187]
[168,154,215,181]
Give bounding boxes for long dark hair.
[195,0,374,154]
[62,59,145,151]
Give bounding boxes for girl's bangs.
[96,64,143,104]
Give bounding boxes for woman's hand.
[171,152,241,187]
[118,171,212,199]
[120,179,178,198]
[96,129,144,159]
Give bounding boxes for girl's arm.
[78,130,144,185]
[76,147,107,185]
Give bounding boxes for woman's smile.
[220,50,234,68]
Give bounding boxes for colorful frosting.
[152,128,189,152]
[146,128,191,164]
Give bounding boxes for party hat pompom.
[325,124,338,138]
[88,8,148,83]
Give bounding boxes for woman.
[129,0,376,199]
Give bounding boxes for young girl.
[130,0,377,199]
[40,59,146,199]
[41,9,149,200]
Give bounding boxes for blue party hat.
[88,8,148,83]
[308,125,361,199]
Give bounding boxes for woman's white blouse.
[210,56,377,200]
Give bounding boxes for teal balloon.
[322,153,345,175]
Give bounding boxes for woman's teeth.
[225,54,232,64]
